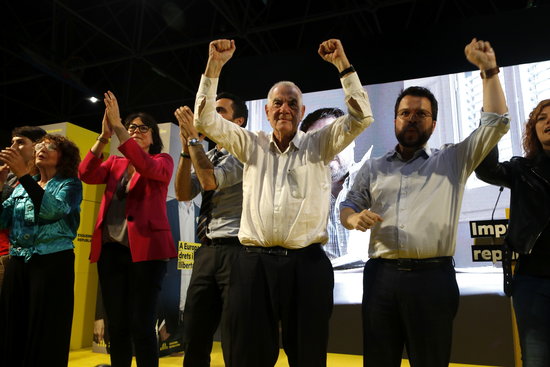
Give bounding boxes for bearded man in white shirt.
[180,38,374,367]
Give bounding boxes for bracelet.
[339,65,355,78]
[180,152,191,159]
[480,66,500,79]
[97,136,109,144]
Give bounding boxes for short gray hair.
[267,81,303,104]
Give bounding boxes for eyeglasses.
[127,124,151,133]
[397,110,433,120]
[34,142,57,152]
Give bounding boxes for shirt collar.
[388,144,432,162]
[269,130,304,153]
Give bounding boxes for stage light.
[89,97,99,103]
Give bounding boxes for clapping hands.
[100,90,123,138]
[174,106,200,143]
[0,148,28,178]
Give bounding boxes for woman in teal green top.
[0,134,82,367]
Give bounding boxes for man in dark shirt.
[174,93,247,366]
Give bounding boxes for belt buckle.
[397,258,413,271]
[268,247,287,256]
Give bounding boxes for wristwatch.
[187,138,201,146]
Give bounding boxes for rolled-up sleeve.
[342,72,374,124]
[213,155,243,190]
[340,160,372,213]
[455,111,510,177]
[194,75,253,164]
[319,72,375,162]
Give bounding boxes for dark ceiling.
[1,0,549,141]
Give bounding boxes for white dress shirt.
[194,73,373,249]
[341,112,510,258]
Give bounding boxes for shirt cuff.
[341,72,373,123]
[480,111,511,126]
[339,201,361,213]
[212,167,224,189]
[340,71,363,94]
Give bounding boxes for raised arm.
[318,39,351,74]
[90,110,113,158]
[174,106,196,201]
[194,40,253,163]
[204,39,236,79]
[0,147,28,179]
[318,40,360,111]
[174,106,212,201]
[79,109,114,184]
[316,39,374,161]
[103,91,132,145]
[455,39,510,176]
[177,106,217,190]
[0,147,43,210]
[464,38,507,115]
[197,39,235,121]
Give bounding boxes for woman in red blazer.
[79,91,176,367]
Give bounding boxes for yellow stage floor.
[68,342,500,367]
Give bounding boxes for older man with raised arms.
[176,38,373,367]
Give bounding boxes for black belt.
[376,256,453,271]
[244,243,321,256]
[203,237,241,247]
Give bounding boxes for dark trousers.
[226,244,334,367]
[97,242,167,367]
[0,254,9,292]
[362,258,459,367]
[0,250,74,367]
[512,274,550,367]
[182,239,241,367]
